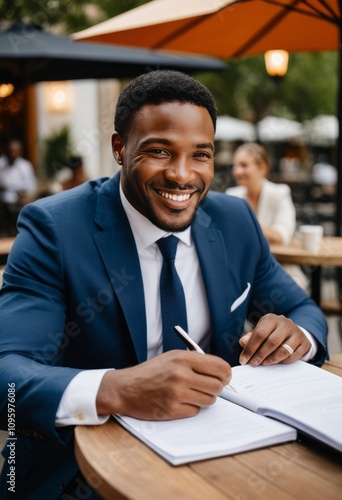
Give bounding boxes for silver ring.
[281,343,294,355]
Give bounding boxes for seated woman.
[226,142,308,289]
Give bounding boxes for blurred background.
[0,1,338,228]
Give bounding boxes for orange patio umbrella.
[74,0,342,234]
[73,0,338,57]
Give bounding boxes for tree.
[0,0,150,33]
[41,125,74,178]
[197,52,338,122]
[0,0,92,32]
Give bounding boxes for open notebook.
[114,361,342,465]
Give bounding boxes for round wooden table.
[270,236,342,305]
[75,355,342,500]
[0,237,15,265]
[270,237,342,267]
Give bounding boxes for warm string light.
[0,83,14,98]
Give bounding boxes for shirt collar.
[119,182,191,251]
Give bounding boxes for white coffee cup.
[298,225,323,252]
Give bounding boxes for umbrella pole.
[337,12,342,237]
[335,9,342,304]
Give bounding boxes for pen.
[174,325,205,353]
[174,325,237,392]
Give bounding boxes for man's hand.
[239,313,311,366]
[96,351,231,420]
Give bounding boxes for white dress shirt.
[56,184,316,426]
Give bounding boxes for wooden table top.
[0,237,15,256]
[270,236,342,266]
[75,354,342,500]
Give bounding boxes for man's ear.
[112,132,125,165]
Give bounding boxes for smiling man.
[114,101,214,232]
[0,70,327,499]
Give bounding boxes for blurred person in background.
[312,154,337,186]
[0,138,37,235]
[45,155,89,196]
[60,155,89,191]
[226,142,308,289]
[279,148,301,176]
[311,154,337,202]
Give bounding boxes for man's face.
[114,102,215,232]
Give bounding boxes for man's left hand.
[239,313,311,366]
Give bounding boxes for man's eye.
[194,152,211,158]
[148,148,168,155]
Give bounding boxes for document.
[114,361,342,465]
[222,361,342,452]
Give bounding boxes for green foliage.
[0,0,90,32]
[280,52,338,120]
[0,0,150,33]
[93,0,151,24]
[41,125,73,178]
[198,52,338,122]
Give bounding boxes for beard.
[122,174,209,232]
[144,203,199,233]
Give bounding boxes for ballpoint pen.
[174,325,205,353]
[174,325,237,392]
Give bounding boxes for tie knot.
[157,235,179,261]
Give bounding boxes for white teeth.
[159,191,191,201]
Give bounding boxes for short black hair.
[114,70,216,141]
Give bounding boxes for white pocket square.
[230,282,251,312]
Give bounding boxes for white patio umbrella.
[304,115,339,146]
[215,116,257,142]
[257,116,304,143]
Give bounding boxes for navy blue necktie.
[157,235,188,351]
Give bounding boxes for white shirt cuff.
[298,327,318,362]
[55,369,113,426]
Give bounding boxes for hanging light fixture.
[264,50,289,78]
[44,81,73,112]
[0,83,14,98]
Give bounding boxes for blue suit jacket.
[0,173,328,498]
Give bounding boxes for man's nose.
[164,157,196,184]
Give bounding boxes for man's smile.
[151,187,199,211]
[158,190,191,202]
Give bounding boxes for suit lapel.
[93,174,147,363]
[192,208,234,360]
